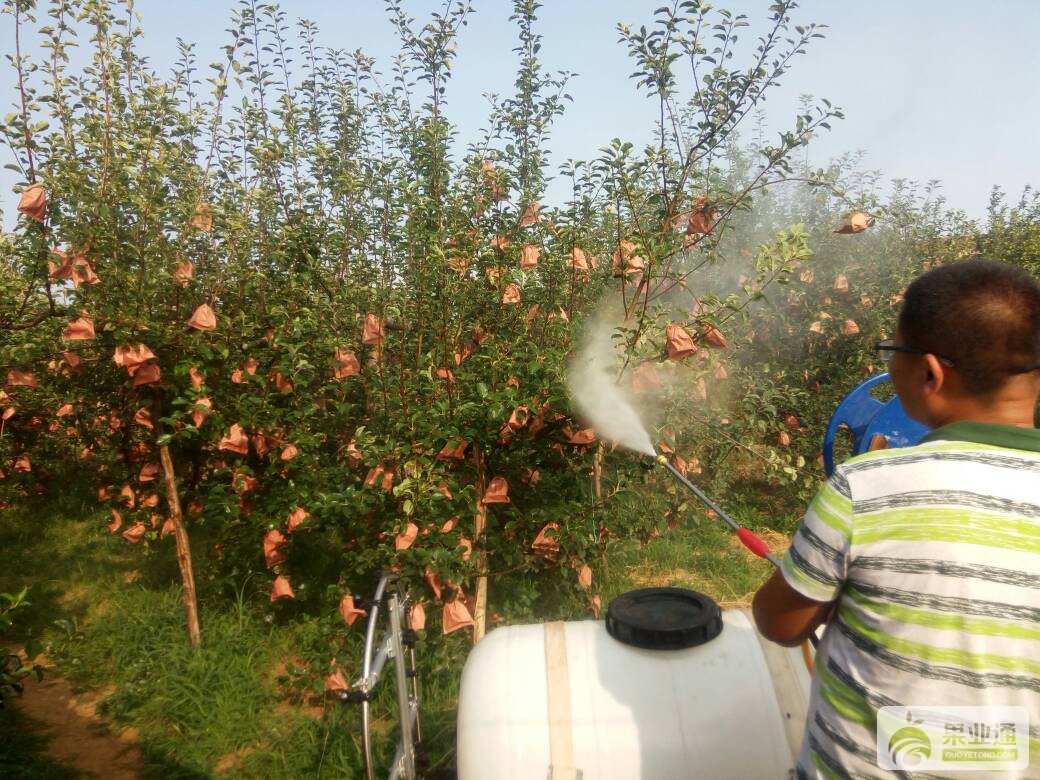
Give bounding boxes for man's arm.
[752,569,834,647]
[753,467,854,646]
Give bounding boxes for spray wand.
[654,453,780,566]
[653,453,820,650]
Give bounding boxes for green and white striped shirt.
[781,422,1040,779]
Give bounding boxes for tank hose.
[800,639,814,674]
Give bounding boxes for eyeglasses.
[874,340,956,367]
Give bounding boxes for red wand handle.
[736,527,771,561]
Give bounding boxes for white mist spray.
[567,318,656,456]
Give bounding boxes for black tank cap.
[605,587,723,650]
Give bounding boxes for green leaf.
[24,639,41,662]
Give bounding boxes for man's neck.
[931,388,1039,429]
[934,411,1035,428]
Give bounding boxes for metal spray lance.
[654,453,780,566]
[653,453,820,649]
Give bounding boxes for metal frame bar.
[387,703,421,780]
[389,592,417,777]
[352,573,423,780]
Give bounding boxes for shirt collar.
[920,421,1040,453]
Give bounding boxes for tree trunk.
[592,442,603,501]
[159,444,201,649]
[593,442,609,577]
[472,445,488,644]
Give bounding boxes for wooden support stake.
[159,444,201,649]
[473,445,488,644]
[592,442,603,501]
[593,442,609,577]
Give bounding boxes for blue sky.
[2,0,1039,221]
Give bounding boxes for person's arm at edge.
[753,466,853,646]
[752,569,834,647]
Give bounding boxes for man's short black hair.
[898,259,1040,395]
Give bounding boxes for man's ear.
[922,353,947,395]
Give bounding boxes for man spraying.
[753,260,1040,778]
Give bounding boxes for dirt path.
[8,650,146,779]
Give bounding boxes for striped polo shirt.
[780,421,1040,779]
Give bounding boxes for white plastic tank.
[456,609,811,780]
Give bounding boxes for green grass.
[599,508,781,607]
[0,493,789,778]
[0,497,474,778]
